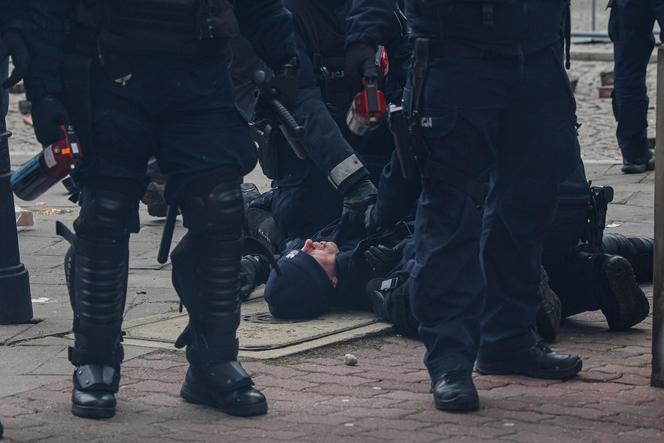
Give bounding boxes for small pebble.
[136,290,147,295]
[344,353,358,366]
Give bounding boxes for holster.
[251,120,278,180]
[581,185,614,252]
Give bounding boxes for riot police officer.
[608,0,664,173]
[24,0,297,419]
[346,0,582,412]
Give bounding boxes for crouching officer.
[347,0,582,412]
[24,0,297,419]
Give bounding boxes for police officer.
[608,0,664,173]
[543,161,651,331]
[281,0,421,234]
[346,0,582,412]
[226,32,376,242]
[25,0,297,419]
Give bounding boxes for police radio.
[346,46,389,136]
[11,125,82,201]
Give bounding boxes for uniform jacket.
[23,0,297,102]
[347,0,568,56]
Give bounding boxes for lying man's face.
[301,239,339,287]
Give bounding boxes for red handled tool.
[346,46,389,136]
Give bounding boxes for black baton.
[158,205,178,264]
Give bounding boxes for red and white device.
[346,46,389,136]
[11,125,82,201]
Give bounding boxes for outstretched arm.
[234,0,297,70]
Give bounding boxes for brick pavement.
[1,307,663,443]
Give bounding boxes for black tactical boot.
[536,268,562,343]
[598,254,650,330]
[173,178,267,417]
[71,365,120,419]
[602,233,654,283]
[621,149,655,174]
[180,360,267,417]
[57,222,128,419]
[366,276,420,338]
[432,370,479,412]
[476,342,582,380]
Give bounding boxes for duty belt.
[426,40,524,61]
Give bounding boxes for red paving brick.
[2,299,664,442]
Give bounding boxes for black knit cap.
[264,249,335,319]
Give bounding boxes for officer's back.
[407,0,566,55]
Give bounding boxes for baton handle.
[157,205,178,264]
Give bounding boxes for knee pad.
[177,170,244,239]
[74,181,143,240]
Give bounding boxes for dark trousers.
[407,46,578,379]
[609,0,664,161]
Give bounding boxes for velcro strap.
[73,364,120,393]
[186,342,239,366]
[175,324,192,349]
[68,344,124,367]
[202,361,253,393]
[56,221,76,245]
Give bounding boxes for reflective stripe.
[328,154,364,188]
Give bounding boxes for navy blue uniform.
[266,0,412,240]
[348,0,578,380]
[24,0,298,419]
[25,1,295,194]
[608,0,664,163]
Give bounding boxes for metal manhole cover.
[241,312,306,324]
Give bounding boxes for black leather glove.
[31,96,69,146]
[345,43,378,93]
[239,255,271,302]
[0,31,30,88]
[364,240,408,276]
[270,58,299,110]
[343,177,377,216]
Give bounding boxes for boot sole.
[181,384,268,417]
[602,258,650,330]
[476,358,582,380]
[434,394,480,412]
[71,404,116,419]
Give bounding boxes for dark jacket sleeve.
[0,0,26,31]
[346,0,396,47]
[234,0,297,70]
[23,0,74,102]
